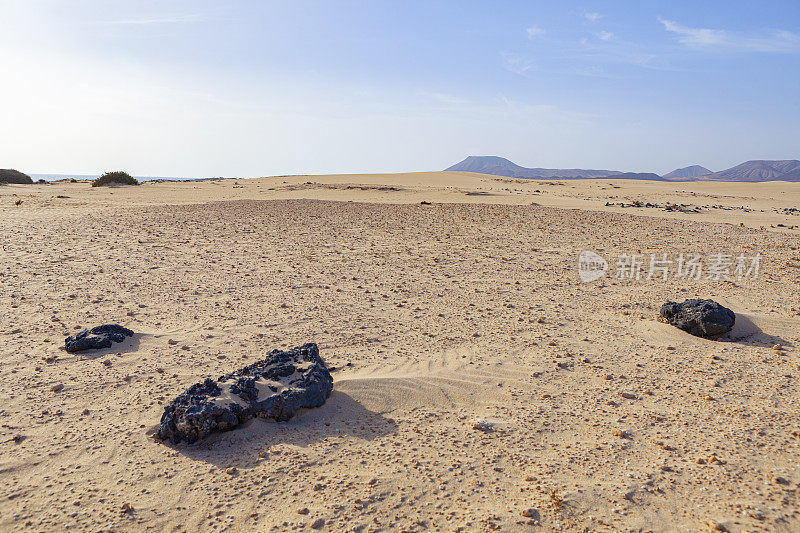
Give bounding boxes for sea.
[30,174,238,183]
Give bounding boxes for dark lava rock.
[659,299,735,338]
[157,343,333,444]
[64,324,134,352]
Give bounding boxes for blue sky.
[0,0,798,176]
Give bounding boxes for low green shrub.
[92,171,139,187]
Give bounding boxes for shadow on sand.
[718,314,792,348]
[154,390,398,468]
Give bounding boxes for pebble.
[310,518,325,529]
[471,419,495,432]
[51,383,64,393]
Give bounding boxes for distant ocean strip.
[30,174,245,182]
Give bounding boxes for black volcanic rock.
[64,324,134,352]
[445,156,623,179]
[157,343,333,444]
[662,165,712,180]
[0,169,33,184]
[659,299,735,338]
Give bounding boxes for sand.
[1,173,799,531]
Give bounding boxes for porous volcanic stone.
[157,343,333,444]
[659,299,735,338]
[64,324,134,352]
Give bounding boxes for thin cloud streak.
[584,12,602,23]
[501,52,535,75]
[526,25,545,39]
[660,18,800,53]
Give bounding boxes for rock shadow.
[718,314,792,348]
[155,390,398,468]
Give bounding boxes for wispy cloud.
[596,31,614,41]
[584,12,603,23]
[660,18,800,53]
[499,96,557,115]
[572,64,611,78]
[501,53,535,75]
[576,37,665,71]
[526,25,545,39]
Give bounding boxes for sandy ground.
[1,173,799,532]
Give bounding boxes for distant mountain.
[446,156,625,179]
[610,172,664,181]
[699,160,800,182]
[0,169,33,184]
[662,165,711,180]
[446,156,800,182]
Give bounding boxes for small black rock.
[659,299,735,338]
[64,324,134,352]
[157,343,333,444]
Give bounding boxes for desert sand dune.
[1,176,799,531]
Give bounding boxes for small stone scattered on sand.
[471,419,495,432]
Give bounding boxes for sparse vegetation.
[92,171,139,187]
[0,169,33,184]
[549,489,564,510]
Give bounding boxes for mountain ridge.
[697,160,800,182]
[445,156,800,182]
[445,156,625,179]
[662,165,712,180]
